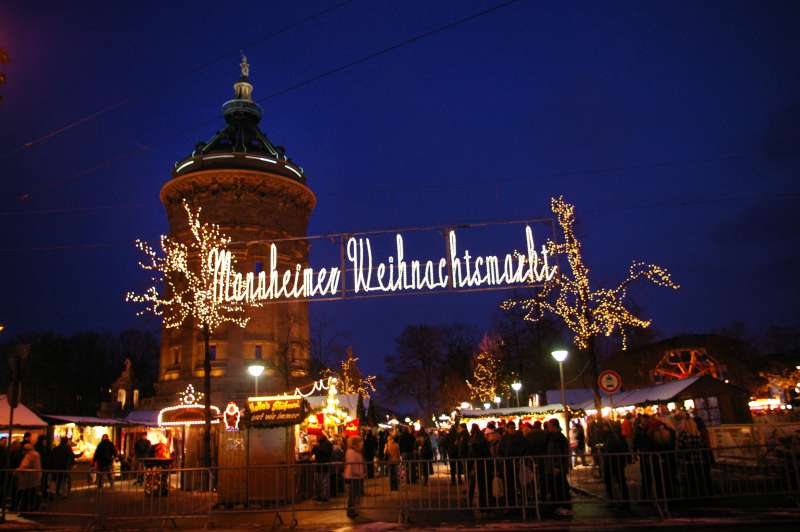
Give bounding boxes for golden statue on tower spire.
[240,52,250,78]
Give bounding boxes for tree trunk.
[588,335,601,410]
[202,324,212,470]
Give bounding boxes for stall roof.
[41,415,128,426]
[461,404,567,418]
[544,389,616,408]
[124,410,160,427]
[576,376,704,410]
[0,395,48,428]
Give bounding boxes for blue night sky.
[1,0,798,378]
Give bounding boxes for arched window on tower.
[117,388,127,409]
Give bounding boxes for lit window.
[255,345,262,360]
[255,261,263,274]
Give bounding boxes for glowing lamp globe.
[511,382,522,392]
[247,364,265,377]
[551,349,568,363]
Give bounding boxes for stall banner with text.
[306,413,324,435]
[344,418,360,436]
[248,397,307,427]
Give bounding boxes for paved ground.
[8,461,799,530]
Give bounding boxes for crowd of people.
[308,418,574,518]
[435,418,572,516]
[0,432,122,512]
[306,408,722,519]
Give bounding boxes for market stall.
[156,384,220,470]
[460,403,570,432]
[42,415,127,462]
[575,375,752,425]
[0,395,48,442]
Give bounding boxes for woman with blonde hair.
[344,436,366,518]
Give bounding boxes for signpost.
[598,370,622,413]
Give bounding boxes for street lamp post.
[493,396,501,409]
[511,382,522,407]
[552,349,569,431]
[247,363,265,396]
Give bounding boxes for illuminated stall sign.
[209,224,557,304]
[306,413,324,435]
[344,418,360,437]
[248,396,306,428]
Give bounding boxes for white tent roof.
[461,404,567,418]
[0,395,48,428]
[576,376,702,410]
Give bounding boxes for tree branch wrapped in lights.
[126,200,260,468]
[502,196,679,408]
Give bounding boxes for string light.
[158,384,220,426]
[126,199,259,334]
[324,347,377,399]
[466,336,501,402]
[210,225,557,303]
[503,196,679,351]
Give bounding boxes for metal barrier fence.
[0,445,797,527]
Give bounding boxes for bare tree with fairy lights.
[502,196,679,408]
[466,335,502,403]
[126,200,256,469]
[324,346,377,399]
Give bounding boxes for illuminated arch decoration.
[653,348,720,382]
[158,384,220,427]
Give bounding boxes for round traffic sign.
[598,370,622,394]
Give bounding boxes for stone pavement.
[10,461,800,530]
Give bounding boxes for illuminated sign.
[248,396,307,428]
[209,225,556,304]
[306,413,324,435]
[224,402,241,432]
[344,418,360,436]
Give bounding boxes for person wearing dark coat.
[363,430,377,479]
[50,438,75,497]
[599,421,630,505]
[415,431,434,485]
[500,421,526,508]
[444,425,458,485]
[544,419,572,515]
[311,434,333,501]
[398,427,416,484]
[92,434,117,488]
[467,424,490,508]
[455,423,470,485]
[133,434,151,484]
[34,435,51,499]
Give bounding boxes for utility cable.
[0,0,355,159]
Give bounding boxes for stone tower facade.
[153,56,315,408]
